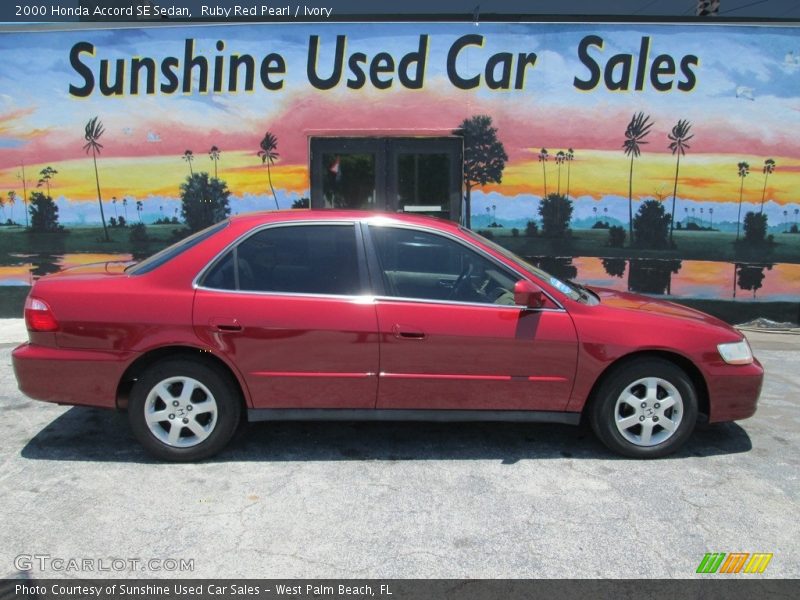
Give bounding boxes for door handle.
[392,324,426,340]
[210,317,242,332]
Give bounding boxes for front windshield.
[462,228,585,302]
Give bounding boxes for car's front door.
[193,222,379,409]
[366,224,579,412]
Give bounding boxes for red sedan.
[12,211,763,461]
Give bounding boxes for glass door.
[310,137,462,222]
[310,139,385,211]
[387,138,462,221]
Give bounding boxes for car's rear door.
[365,223,578,412]
[193,221,379,409]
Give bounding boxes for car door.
[193,222,379,409]
[366,224,578,412]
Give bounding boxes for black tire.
[128,358,241,462]
[589,358,698,459]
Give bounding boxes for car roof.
[228,210,462,233]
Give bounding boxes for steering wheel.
[448,262,474,300]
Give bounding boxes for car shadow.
[20,406,753,463]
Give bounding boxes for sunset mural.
[0,21,797,320]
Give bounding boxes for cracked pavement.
[0,330,797,578]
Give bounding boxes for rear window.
[126,221,229,275]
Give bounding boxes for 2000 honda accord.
[12,211,763,461]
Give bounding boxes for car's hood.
[588,286,733,329]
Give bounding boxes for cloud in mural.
[735,86,755,101]
[784,51,800,72]
[146,131,162,143]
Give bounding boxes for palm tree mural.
[37,166,57,196]
[136,200,143,223]
[257,131,280,209]
[555,150,566,195]
[182,149,195,176]
[760,158,776,215]
[667,119,693,243]
[538,148,549,197]
[0,194,5,220]
[623,112,653,244]
[736,161,750,241]
[16,164,29,228]
[209,145,221,179]
[112,196,118,219]
[565,148,575,199]
[83,116,110,242]
[123,197,129,222]
[709,207,714,229]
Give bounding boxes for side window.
[202,224,362,296]
[370,227,518,305]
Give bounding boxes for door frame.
[309,137,463,221]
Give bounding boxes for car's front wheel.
[128,358,241,461]
[589,358,698,458]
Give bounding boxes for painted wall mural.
[0,22,798,322]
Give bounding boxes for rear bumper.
[12,343,135,409]
[705,358,764,423]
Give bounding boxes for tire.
[589,358,698,458]
[128,359,241,461]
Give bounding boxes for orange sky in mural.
[483,150,800,204]
[0,153,309,202]
[3,146,798,205]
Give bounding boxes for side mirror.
[514,279,545,309]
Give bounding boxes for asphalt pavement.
[0,323,797,579]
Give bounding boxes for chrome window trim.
[192,216,567,312]
[191,283,564,312]
[364,219,567,311]
[373,295,566,312]
[192,286,376,303]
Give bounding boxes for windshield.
[126,221,229,275]
[462,228,586,303]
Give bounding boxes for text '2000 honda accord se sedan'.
[12,211,763,461]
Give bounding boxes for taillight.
[24,297,59,332]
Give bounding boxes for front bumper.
[705,357,764,423]
[12,343,136,409]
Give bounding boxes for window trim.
[362,221,565,312]
[193,220,370,299]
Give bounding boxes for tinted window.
[202,224,362,296]
[127,221,229,275]
[370,226,517,305]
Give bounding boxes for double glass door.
[310,137,462,222]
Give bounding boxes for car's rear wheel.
[128,359,241,461]
[589,358,698,458]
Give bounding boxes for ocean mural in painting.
[0,22,798,322]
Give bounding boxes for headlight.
[717,339,753,365]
